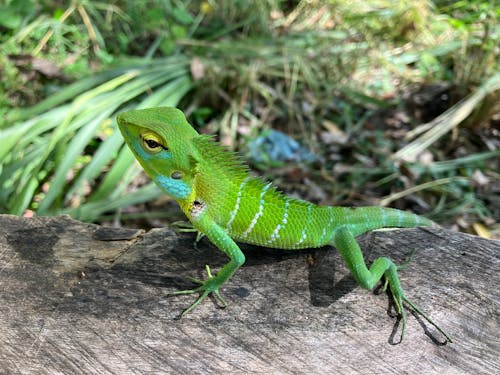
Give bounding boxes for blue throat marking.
[155,175,191,200]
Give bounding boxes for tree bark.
[0,214,498,374]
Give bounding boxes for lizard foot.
[384,267,452,344]
[168,265,227,317]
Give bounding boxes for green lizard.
[117,106,452,343]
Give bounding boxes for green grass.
[0,0,498,235]
[0,56,192,221]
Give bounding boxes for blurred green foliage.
[0,0,498,234]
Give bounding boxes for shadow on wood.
[0,214,498,374]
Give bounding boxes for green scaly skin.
[117,107,452,344]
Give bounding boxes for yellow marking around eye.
[141,131,165,153]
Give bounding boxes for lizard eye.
[141,131,167,153]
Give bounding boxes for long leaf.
[64,129,123,201]
[37,110,112,214]
[392,74,500,162]
[66,183,161,222]
[88,144,135,202]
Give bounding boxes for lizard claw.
[402,296,453,344]
[384,263,452,344]
[168,264,228,317]
[385,275,452,344]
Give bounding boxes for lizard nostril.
[171,171,183,179]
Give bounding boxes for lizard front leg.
[169,210,246,317]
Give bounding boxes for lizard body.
[117,106,451,343]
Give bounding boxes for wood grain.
[0,214,498,374]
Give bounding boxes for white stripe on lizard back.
[380,207,387,227]
[226,176,250,232]
[397,210,403,226]
[295,204,312,246]
[241,182,271,239]
[318,206,335,245]
[363,210,370,229]
[266,197,290,245]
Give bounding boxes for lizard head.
[117,107,199,201]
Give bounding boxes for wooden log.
[0,214,498,374]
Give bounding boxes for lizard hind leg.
[382,263,452,344]
[332,226,452,344]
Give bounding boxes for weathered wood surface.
[0,214,498,374]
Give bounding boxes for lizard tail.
[337,206,434,237]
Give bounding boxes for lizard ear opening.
[140,131,168,153]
